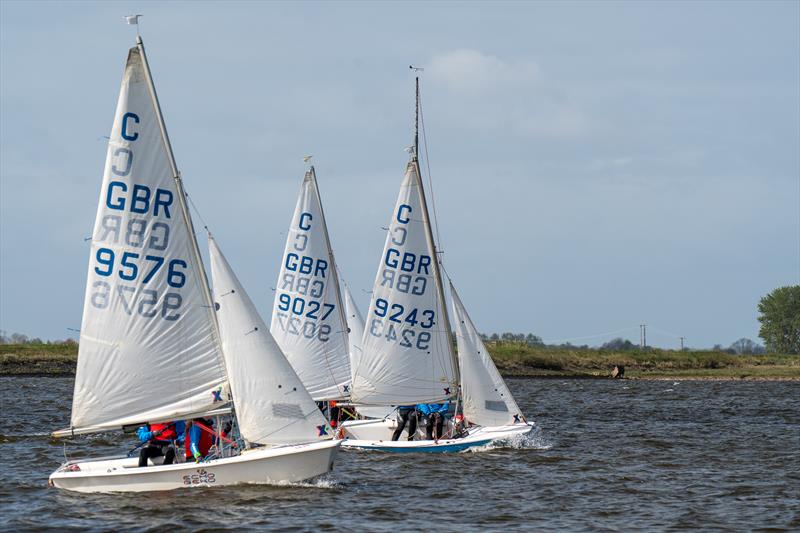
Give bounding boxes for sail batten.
[350,161,458,405]
[270,168,351,401]
[68,42,228,433]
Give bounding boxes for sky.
[1,1,798,349]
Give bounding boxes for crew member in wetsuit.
[391,405,418,441]
[417,402,449,440]
[137,420,185,467]
[186,418,215,462]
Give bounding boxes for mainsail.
[68,40,228,433]
[450,282,523,426]
[350,160,458,405]
[270,167,351,401]
[209,236,331,445]
[343,284,394,419]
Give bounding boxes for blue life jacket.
[416,402,449,416]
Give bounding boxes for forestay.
[69,44,228,432]
[209,236,331,445]
[450,282,523,426]
[351,161,458,405]
[270,168,351,400]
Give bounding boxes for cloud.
[426,48,588,139]
[428,49,540,94]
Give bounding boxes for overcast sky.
[1,1,798,349]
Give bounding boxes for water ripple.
[0,377,798,531]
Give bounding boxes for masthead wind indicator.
[124,14,142,37]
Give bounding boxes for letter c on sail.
[121,112,140,141]
[111,148,133,177]
[299,212,313,231]
[397,204,412,224]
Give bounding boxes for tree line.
[478,286,799,355]
[2,286,797,354]
[0,331,76,345]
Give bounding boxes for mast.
[412,76,460,390]
[136,36,226,377]
[308,165,351,398]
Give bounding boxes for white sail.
[270,168,351,401]
[70,43,228,432]
[209,236,332,445]
[351,161,458,405]
[342,282,365,367]
[343,284,394,419]
[450,282,524,426]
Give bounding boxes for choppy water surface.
[0,377,798,531]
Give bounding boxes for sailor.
[452,413,467,438]
[391,405,418,441]
[186,418,215,463]
[136,420,186,467]
[417,402,449,440]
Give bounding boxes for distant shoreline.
[1,343,798,381]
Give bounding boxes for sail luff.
[411,76,459,387]
[308,166,351,392]
[135,37,224,364]
[410,156,459,388]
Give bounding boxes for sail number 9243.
[369,319,432,350]
[373,298,435,328]
[369,299,436,350]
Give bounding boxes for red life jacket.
[185,421,214,459]
[150,422,177,442]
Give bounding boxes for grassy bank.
[0,343,78,375]
[489,342,800,379]
[1,342,799,379]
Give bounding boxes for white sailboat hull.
[340,419,533,453]
[49,440,341,493]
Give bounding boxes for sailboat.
[49,36,339,492]
[270,166,352,403]
[341,78,534,452]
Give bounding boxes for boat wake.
[253,474,341,490]
[462,428,552,453]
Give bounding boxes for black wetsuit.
[425,413,444,440]
[138,441,176,467]
[392,407,418,441]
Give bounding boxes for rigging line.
[417,92,444,257]
[184,188,210,232]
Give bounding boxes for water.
[0,377,798,531]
